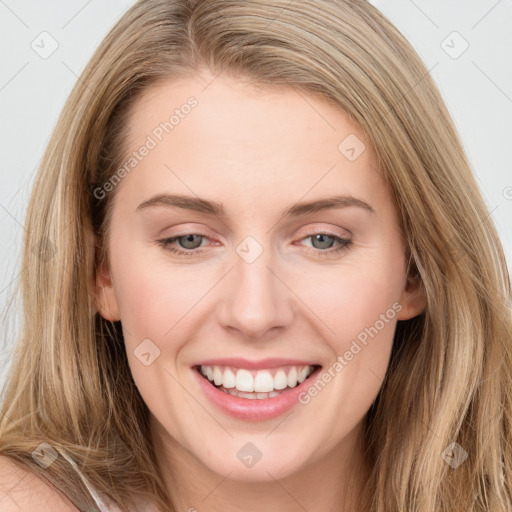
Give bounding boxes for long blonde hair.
[1,0,511,510]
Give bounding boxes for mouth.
[193,363,323,400]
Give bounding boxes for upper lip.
[193,357,321,370]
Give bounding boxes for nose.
[217,243,295,339]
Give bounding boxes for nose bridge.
[219,234,294,338]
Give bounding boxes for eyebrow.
[136,193,375,217]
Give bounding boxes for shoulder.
[0,455,80,511]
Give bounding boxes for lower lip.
[193,366,322,421]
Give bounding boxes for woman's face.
[96,72,425,483]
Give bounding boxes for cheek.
[296,256,405,343]
[110,241,211,343]
[293,266,400,436]
[292,249,405,400]
[114,269,172,339]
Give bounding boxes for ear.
[94,258,121,322]
[397,270,427,321]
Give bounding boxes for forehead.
[127,74,370,154]
[117,73,388,215]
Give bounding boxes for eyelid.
[296,224,351,238]
[157,226,352,258]
[156,222,214,237]
[159,224,349,245]
[163,223,350,238]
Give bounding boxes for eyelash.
[157,231,352,257]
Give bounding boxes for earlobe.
[94,261,121,322]
[397,273,427,321]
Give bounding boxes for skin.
[95,71,426,512]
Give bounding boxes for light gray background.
[1,0,511,388]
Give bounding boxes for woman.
[1,0,511,511]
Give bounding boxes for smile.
[192,361,323,421]
[198,364,317,399]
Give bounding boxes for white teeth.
[254,371,275,392]
[213,366,223,386]
[274,369,288,390]
[287,367,297,388]
[236,369,254,392]
[199,364,316,395]
[297,366,309,383]
[222,368,236,389]
[223,388,284,400]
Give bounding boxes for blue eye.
[157,232,352,257]
[303,233,351,252]
[158,233,207,256]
